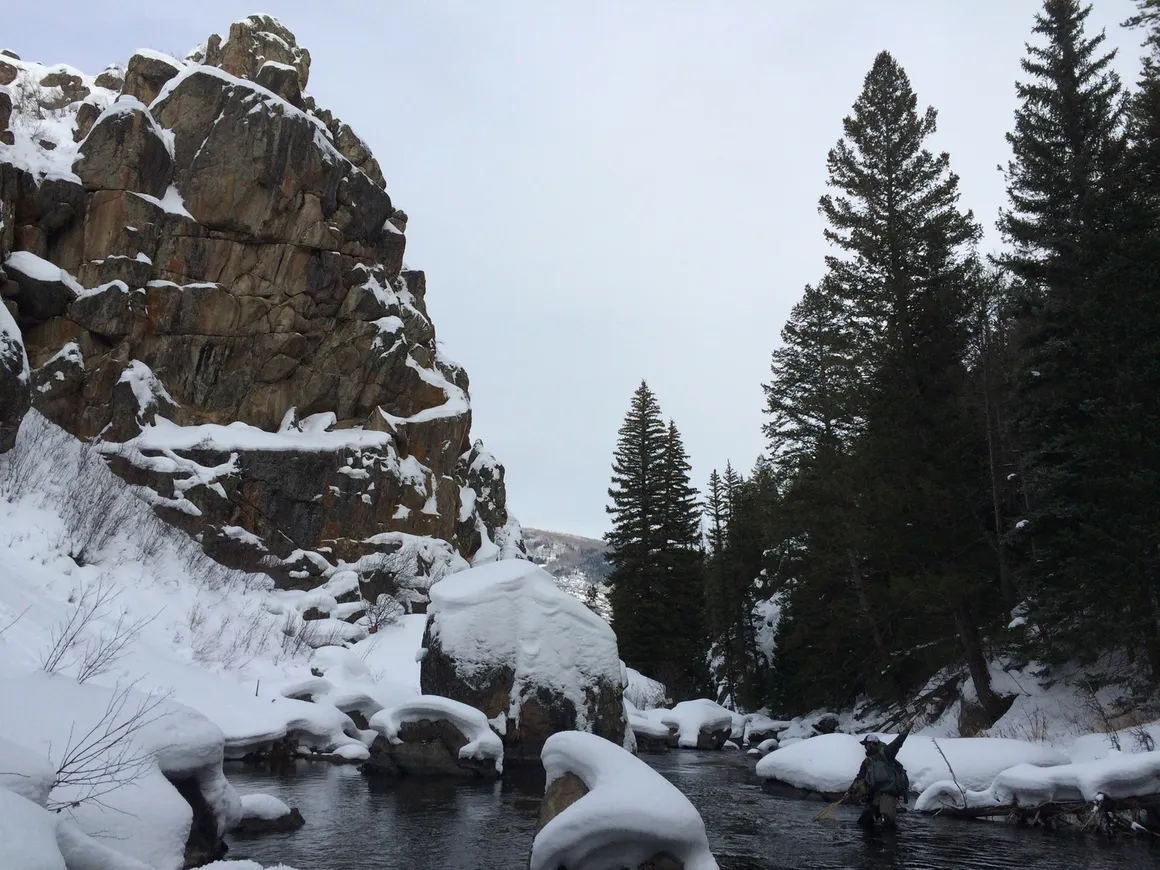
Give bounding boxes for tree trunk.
[953,602,1005,723]
[850,552,887,659]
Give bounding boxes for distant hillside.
[522,527,610,618]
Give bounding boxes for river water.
[224,751,1159,870]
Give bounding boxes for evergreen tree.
[605,385,708,699]
[999,1,1160,676]
[605,381,668,669]
[999,0,1126,285]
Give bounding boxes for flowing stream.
[224,752,1159,869]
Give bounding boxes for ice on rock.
[755,732,1069,795]
[370,696,504,774]
[661,699,735,749]
[916,751,1160,813]
[530,731,718,870]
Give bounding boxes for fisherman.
[849,719,914,829]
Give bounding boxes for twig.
[931,737,967,806]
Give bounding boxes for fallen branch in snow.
[0,605,30,636]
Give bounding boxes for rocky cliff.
[0,15,523,612]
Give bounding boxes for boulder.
[93,65,125,91]
[3,251,80,323]
[121,51,181,106]
[73,99,101,142]
[530,732,716,870]
[0,88,11,146]
[38,68,89,109]
[69,282,144,341]
[255,60,301,106]
[419,561,626,767]
[73,100,174,198]
[0,300,29,453]
[202,14,312,90]
[362,721,499,779]
[233,794,305,835]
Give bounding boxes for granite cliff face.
[0,16,524,611]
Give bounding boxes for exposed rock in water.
[232,805,305,835]
[0,15,525,607]
[362,720,500,779]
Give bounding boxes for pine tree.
[605,381,668,669]
[999,0,1126,285]
[999,1,1160,676]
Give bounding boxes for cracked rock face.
[0,15,525,604]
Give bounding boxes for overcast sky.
[7,1,1146,539]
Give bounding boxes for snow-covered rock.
[661,700,735,750]
[233,793,304,834]
[755,732,1070,797]
[0,295,30,452]
[916,751,1160,813]
[743,714,788,745]
[530,731,718,870]
[624,698,671,753]
[419,560,626,765]
[364,695,504,777]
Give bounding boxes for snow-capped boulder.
[121,51,181,106]
[755,732,1069,800]
[0,297,28,452]
[199,14,312,93]
[363,695,504,778]
[661,700,734,750]
[3,251,81,322]
[743,714,788,746]
[420,560,627,766]
[232,793,305,834]
[530,731,718,870]
[625,699,671,754]
[73,99,174,198]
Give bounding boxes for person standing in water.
[849,720,914,829]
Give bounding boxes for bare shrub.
[188,600,270,670]
[988,707,1050,743]
[362,593,403,632]
[41,578,154,683]
[0,415,51,501]
[48,682,171,815]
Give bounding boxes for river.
[224,751,1159,869]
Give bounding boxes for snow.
[624,698,671,740]
[0,736,55,805]
[0,297,29,384]
[755,732,1069,795]
[105,415,393,452]
[744,714,788,743]
[239,793,292,821]
[370,696,504,774]
[118,360,178,415]
[5,250,84,295]
[660,700,735,749]
[0,788,66,870]
[916,751,1160,812]
[423,560,623,733]
[623,665,667,710]
[531,731,718,870]
[0,672,240,870]
[128,186,195,219]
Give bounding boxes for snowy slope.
[522,527,610,617]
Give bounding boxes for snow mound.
[531,731,718,870]
[624,698,670,739]
[661,699,735,748]
[0,736,55,805]
[916,751,1160,812]
[425,560,623,729]
[755,732,1069,795]
[0,788,65,870]
[370,696,504,774]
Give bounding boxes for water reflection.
[225,754,1159,870]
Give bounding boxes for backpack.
[867,754,910,798]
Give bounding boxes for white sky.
[6,1,1145,539]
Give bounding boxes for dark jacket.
[851,726,911,800]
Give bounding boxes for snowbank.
[424,559,623,731]
[0,736,55,805]
[755,732,1069,795]
[370,696,504,774]
[916,751,1160,813]
[0,672,241,870]
[531,732,718,870]
[661,699,735,749]
[624,698,671,740]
